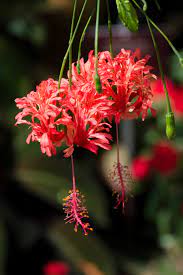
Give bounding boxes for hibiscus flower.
[62,85,112,157]
[15,78,68,156]
[98,48,156,122]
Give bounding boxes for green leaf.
[116,0,139,32]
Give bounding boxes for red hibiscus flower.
[151,141,179,175]
[131,156,152,181]
[71,50,96,92]
[43,261,70,275]
[98,48,156,123]
[15,78,69,156]
[151,78,183,117]
[62,85,112,157]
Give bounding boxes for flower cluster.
[15,48,156,234]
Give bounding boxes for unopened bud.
[94,73,102,93]
[166,112,176,140]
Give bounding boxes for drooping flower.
[62,85,113,157]
[98,48,156,123]
[151,141,179,175]
[15,78,69,156]
[98,49,156,209]
[14,47,157,231]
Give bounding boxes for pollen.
[63,188,93,235]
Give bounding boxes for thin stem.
[69,0,77,87]
[58,0,88,89]
[71,154,76,193]
[94,0,102,93]
[153,0,161,11]
[70,154,91,235]
[71,154,78,225]
[106,0,113,57]
[140,0,147,11]
[95,0,100,73]
[77,13,93,73]
[131,0,183,66]
[146,16,172,113]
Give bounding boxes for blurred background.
[0,0,183,274]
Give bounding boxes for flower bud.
[166,112,176,140]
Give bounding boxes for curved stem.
[77,12,93,73]
[69,0,77,87]
[58,0,88,89]
[146,16,172,113]
[131,0,183,66]
[95,0,100,72]
[94,0,102,93]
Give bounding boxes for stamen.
[109,162,133,210]
[63,189,93,235]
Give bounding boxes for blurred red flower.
[43,261,70,275]
[151,78,183,117]
[151,142,179,175]
[131,156,151,181]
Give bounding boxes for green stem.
[140,0,147,11]
[131,0,183,66]
[95,0,100,72]
[77,13,93,74]
[146,16,175,139]
[58,0,88,89]
[69,0,77,87]
[94,0,102,93]
[146,16,172,113]
[106,0,113,57]
[154,0,160,10]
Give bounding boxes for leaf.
[116,0,139,32]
